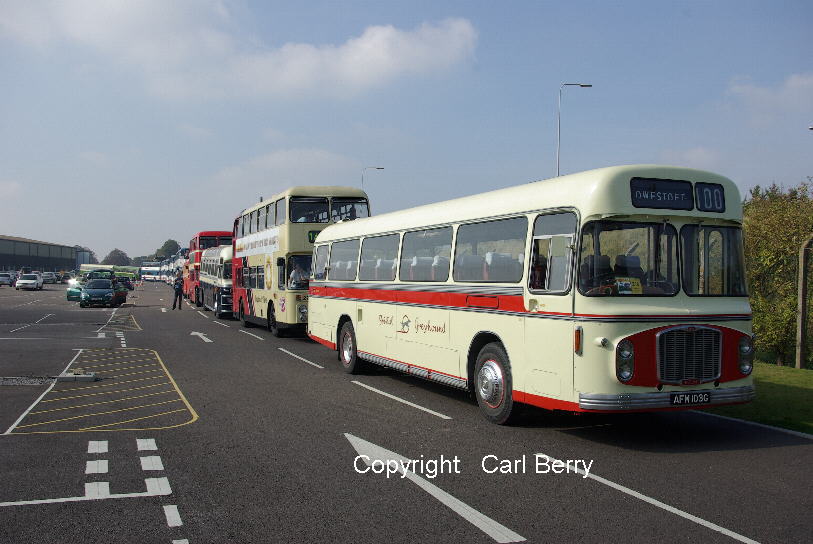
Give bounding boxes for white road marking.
[693,410,813,440]
[172,540,190,544]
[190,331,213,343]
[34,313,55,324]
[352,381,451,419]
[164,504,183,527]
[239,330,264,341]
[537,451,760,544]
[346,434,525,543]
[85,460,109,474]
[88,440,108,454]
[212,320,229,328]
[0,478,172,507]
[196,311,208,318]
[137,438,157,451]
[140,456,165,471]
[161,308,167,313]
[85,482,111,499]
[3,349,84,435]
[278,348,324,369]
[9,324,31,333]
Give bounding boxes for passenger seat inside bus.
[456,254,486,281]
[485,252,521,281]
[375,259,396,280]
[613,255,645,281]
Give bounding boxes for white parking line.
[212,321,229,328]
[277,348,324,369]
[0,478,172,507]
[352,381,451,420]
[9,324,31,333]
[239,330,264,341]
[85,460,109,474]
[538,451,760,544]
[34,313,55,324]
[88,440,108,454]
[137,438,157,451]
[196,311,207,319]
[164,504,183,527]
[140,456,165,471]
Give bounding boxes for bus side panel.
[356,299,395,361]
[452,310,526,392]
[393,299,458,380]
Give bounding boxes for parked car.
[42,272,57,284]
[60,273,72,284]
[0,273,12,287]
[79,279,127,307]
[15,273,43,290]
[115,277,134,290]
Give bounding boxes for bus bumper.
[578,385,755,411]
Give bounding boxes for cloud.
[728,73,813,123]
[212,148,361,201]
[660,147,720,170]
[0,1,476,100]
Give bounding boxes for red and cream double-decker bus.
[232,186,369,336]
[184,231,233,306]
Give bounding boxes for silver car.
[15,273,43,290]
[0,273,12,287]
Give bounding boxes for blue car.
[79,279,127,308]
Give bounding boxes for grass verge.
[704,362,813,435]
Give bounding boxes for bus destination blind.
[630,177,693,210]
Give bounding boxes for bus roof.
[201,245,233,261]
[314,165,743,243]
[239,186,368,216]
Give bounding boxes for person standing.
[172,274,183,310]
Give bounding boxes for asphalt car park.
[1,283,811,544]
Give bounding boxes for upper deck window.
[331,198,370,222]
[681,225,746,296]
[291,197,329,223]
[579,221,679,296]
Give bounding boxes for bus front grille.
[657,326,721,384]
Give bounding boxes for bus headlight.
[738,336,754,375]
[616,339,635,382]
[298,304,307,323]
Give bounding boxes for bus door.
[523,212,578,401]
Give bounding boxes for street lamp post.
[556,83,592,177]
[361,166,384,190]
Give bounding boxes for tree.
[131,255,154,267]
[743,182,813,366]
[155,239,181,259]
[101,248,132,266]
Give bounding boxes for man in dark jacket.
[172,274,183,310]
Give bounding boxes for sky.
[0,0,811,260]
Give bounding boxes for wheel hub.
[341,332,353,365]
[478,360,504,408]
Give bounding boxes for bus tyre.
[268,304,283,338]
[338,321,363,374]
[214,298,221,319]
[195,289,202,307]
[474,343,516,425]
[240,304,253,328]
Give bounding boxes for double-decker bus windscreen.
[199,236,232,250]
[579,221,680,296]
[290,197,329,223]
[223,262,232,279]
[331,198,369,222]
[681,225,747,296]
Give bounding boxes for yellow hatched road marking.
[42,382,171,402]
[93,363,159,374]
[15,399,183,428]
[79,359,156,369]
[79,409,187,431]
[90,369,164,380]
[29,389,177,414]
[76,354,152,363]
[50,375,166,393]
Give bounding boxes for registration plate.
[670,392,710,406]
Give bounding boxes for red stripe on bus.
[308,333,336,350]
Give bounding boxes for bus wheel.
[268,304,282,338]
[240,303,253,328]
[338,321,363,374]
[213,299,221,319]
[474,343,516,425]
[195,289,202,307]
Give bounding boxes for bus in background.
[308,165,754,424]
[184,231,233,306]
[233,186,369,336]
[171,248,189,283]
[200,245,233,319]
[139,262,161,281]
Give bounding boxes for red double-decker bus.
[184,231,233,306]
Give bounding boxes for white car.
[42,272,57,284]
[0,273,12,287]
[15,273,43,290]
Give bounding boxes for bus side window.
[276,199,286,225]
[313,245,329,280]
[530,212,577,293]
[400,227,452,282]
[328,239,360,281]
[258,206,266,232]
